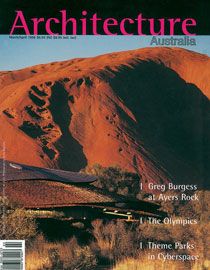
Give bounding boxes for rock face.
[0,47,210,188]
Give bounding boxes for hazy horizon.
[0,35,209,71]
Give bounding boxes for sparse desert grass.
[112,255,210,270]
[26,234,97,270]
[0,197,37,240]
[113,256,184,270]
[26,248,51,270]
[92,220,138,261]
[24,219,209,270]
[2,182,209,270]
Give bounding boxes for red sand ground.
[0,47,209,187]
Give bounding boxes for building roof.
[0,160,164,219]
[3,179,124,208]
[0,159,97,184]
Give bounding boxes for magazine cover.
[0,1,210,269]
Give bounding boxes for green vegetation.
[1,165,210,269]
[82,164,140,198]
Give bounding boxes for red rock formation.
[0,47,209,188]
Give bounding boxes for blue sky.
[0,35,209,71]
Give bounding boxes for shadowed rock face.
[48,82,87,171]
[0,47,209,189]
[105,60,210,187]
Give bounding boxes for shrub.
[26,235,97,270]
[0,197,37,241]
[92,220,139,261]
[82,164,140,198]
